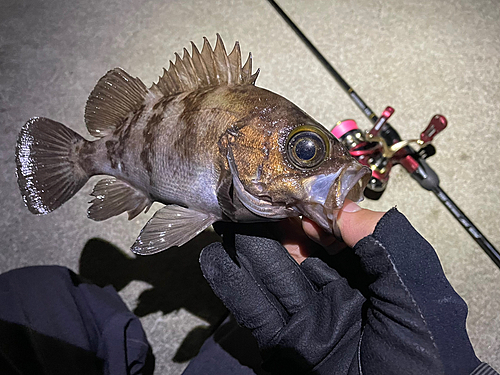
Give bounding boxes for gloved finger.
[199,242,287,346]
[233,234,316,315]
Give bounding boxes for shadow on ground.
[78,230,227,363]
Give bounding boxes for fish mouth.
[296,164,371,233]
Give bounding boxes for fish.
[15,34,371,255]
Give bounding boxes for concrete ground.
[1,0,499,373]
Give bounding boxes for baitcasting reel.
[332,107,448,199]
[266,0,499,266]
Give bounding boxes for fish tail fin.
[16,117,89,214]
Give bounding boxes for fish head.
[223,98,371,233]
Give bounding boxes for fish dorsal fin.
[85,68,148,138]
[152,34,260,96]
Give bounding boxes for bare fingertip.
[301,217,321,239]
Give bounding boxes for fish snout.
[298,163,371,233]
[330,163,371,209]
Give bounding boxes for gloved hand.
[200,203,483,375]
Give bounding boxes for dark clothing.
[0,266,154,375]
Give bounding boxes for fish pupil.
[287,129,327,169]
[295,139,316,161]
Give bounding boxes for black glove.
[200,208,485,375]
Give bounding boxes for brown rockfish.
[15,35,371,255]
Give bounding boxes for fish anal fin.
[131,205,217,255]
[85,68,149,138]
[151,34,259,97]
[88,178,151,221]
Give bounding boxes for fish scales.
[15,35,371,255]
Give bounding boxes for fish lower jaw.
[298,169,370,233]
[339,167,371,205]
[296,201,339,234]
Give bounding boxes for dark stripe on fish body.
[128,105,146,132]
[117,104,145,145]
[141,112,162,179]
[78,141,98,175]
[152,98,164,111]
[102,105,147,174]
[173,115,198,161]
[152,96,176,111]
[105,139,120,170]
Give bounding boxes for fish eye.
[286,126,329,169]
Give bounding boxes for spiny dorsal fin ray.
[228,42,242,83]
[152,34,260,96]
[85,68,148,138]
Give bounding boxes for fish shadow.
[78,231,227,363]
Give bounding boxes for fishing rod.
[267,0,500,269]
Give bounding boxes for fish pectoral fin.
[88,178,152,221]
[85,68,149,138]
[131,205,217,255]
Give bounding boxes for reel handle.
[421,115,447,143]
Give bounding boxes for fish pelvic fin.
[88,178,152,221]
[85,68,149,138]
[15,117,89,215]
[131,205,217,255]
[151,34,260,97]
